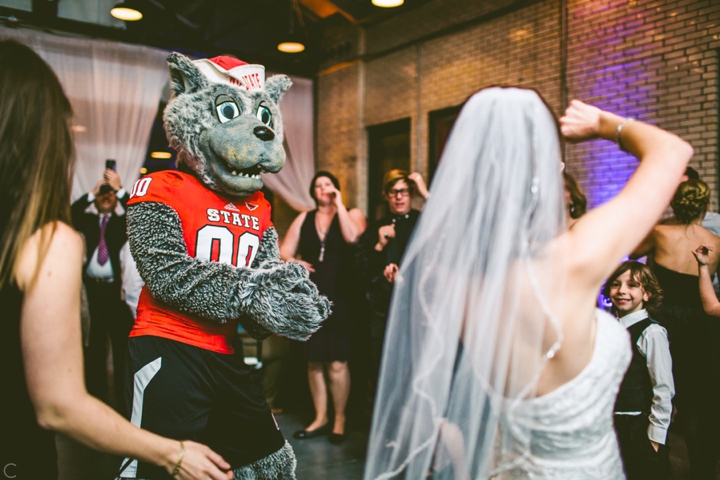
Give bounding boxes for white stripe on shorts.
[118,356,162,479]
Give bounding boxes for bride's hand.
[560,100,603,143]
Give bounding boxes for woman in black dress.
[632,179,720,479]
[281,171,366,443]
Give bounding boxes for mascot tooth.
[120,53,330,480]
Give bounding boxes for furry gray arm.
[127,202,330,340]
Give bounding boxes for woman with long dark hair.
[0,39,232,479]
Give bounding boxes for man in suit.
[71,168,132,411]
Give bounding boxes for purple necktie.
[97,216,110,266]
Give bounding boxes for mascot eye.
[256,105,273,127]
[216,101,240,123]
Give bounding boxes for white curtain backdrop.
[0,26,314,208]
[266,75,316,212]
[0,26,168,200]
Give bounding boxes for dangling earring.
[569,204,576,215]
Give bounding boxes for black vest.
[615,317,655,413]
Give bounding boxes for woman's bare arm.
[692,245,720,316]
[629,230,657,259]
[336,207,367,244]
[561,101,693,289]
[15,222,232,480]
[279,211,306,262]
[279,211,316,273]
[332,188,367,243]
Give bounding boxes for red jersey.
[127,171,273,354]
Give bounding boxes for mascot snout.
[201,115,285,197]
[254,126,275,141]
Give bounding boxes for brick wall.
[566,0,720,209]
[315,0,720,213]
[318,0,562,214]
[317,59,364,210]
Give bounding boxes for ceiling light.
[278,0,306,54]
[71,125,87,133]
[372,0,404,7]
[278,41,305,53]
[150,151,172,159]
[111,3,143,21]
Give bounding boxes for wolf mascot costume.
[120,53,329,479]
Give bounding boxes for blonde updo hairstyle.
[671,179,710,224]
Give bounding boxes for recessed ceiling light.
[71,125,87,133]
[372,0,404,7]
[150,151,172,159]
[278,42,305,53]
[111,4,143,21]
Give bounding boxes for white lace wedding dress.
[500,309,631,479]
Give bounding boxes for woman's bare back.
[652,223,720,275]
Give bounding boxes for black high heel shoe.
[293,423,331,439]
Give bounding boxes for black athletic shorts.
[118,336,285,479]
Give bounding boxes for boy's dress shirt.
[616,309,675,444]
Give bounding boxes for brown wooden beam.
[298,0,355,23]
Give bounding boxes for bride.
[363,88,692,479]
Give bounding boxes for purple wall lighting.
[571,60,657,210]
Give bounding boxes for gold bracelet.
[171,441,185,477]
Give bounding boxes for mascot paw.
[238,314,273,341]
[238,261,331,341]
[233,441,296,480]
[267,261,331,340]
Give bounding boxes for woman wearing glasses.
[357,169,430,393]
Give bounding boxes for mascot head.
[163,53,292,197]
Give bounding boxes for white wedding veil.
[364,87,567,480]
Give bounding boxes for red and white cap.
[192,56,265,92]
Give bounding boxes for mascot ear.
[265,75,292,104]
[167,52,209,96]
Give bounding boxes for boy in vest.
[604,261,674,479]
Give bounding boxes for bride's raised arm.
[560,100,693,291]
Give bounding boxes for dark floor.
[54,346,703,480]
[668,431,692,480]
[57,412,368,480]
[283,414,368,480]
[58,423,712,479]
